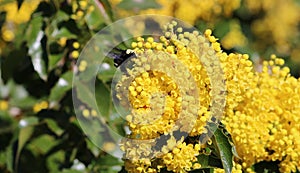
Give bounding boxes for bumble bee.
[107,48,136,67]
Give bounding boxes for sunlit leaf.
[49,71,73,102]
[51,27,77,40]
[25,14,47,80]
[211,124,234,173]
[48,53,63,71]
[45,119,64,136]
[97,62,115,83]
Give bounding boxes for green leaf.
[97,62,116,83]
[18,116,39,128]
[211,124,234,173]
[45,10,70,43]
[51,27,77,40]
[10,96,37,109]
[27,135,57,154]
[197,154,223,169]
[15,126,34,169]
[45,119,64,136]
[117,0,161,10]
[95,79,110,118]
[98,154,123,166]
[6,144,14,172]
[49,71,73,102]
[26,14,47,80]
[85,0,109,30]
[47,150,65,173]
[52,10,70,24]
[213,20,230,39]
[75,80,98,110]
[48,53,63,71]
[0,114,16,153]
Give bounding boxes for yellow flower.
[78,60,87,72]
[33,101,48,113]
[58,37,67,47]
[109,0,241,24]
[73,42,80,49]
[0,100,9,111]
[118,21,300,172]
[82,109,90,118]
[247,0,300,55]
[118,22,225,172]
[1,28,15,42]
[162,142,200,172]
[71,50,80,59]
[0,0,40,24]
[221,21,247,49]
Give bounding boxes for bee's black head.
[107,49,136,67]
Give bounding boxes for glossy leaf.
[211,125,234,173]
[97,62,115,83]
[49,71,73,102]
[51,27,77,40]
[26,14,47,80]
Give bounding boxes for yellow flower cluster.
[162,142,201,172]
[117,21,300,172]
[109,0,240,24]
[71,0,94,20]
[0,0,40,42]
[222,54,300,172]
[125,70,182,139]
[117,22,223,172]
[0,0,40,24]
[82,108,97,118]
[220,21,247,50]
[245,0,300,55]
[122,139,202,173]
[33,101,48,113]
[108,0,247,50]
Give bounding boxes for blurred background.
[0,0,300,172]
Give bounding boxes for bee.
[107,48,136,67]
